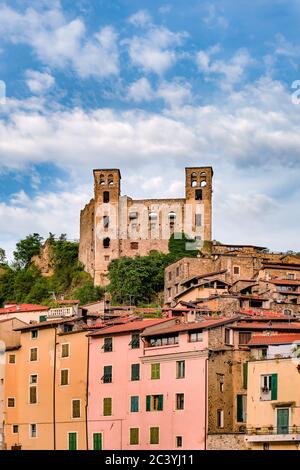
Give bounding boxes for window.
[93,433,102,451]
[176,393,184,410]
[191,179,197,187]
[31,330,38,339]
[131,363,140,381]
[167,287,171,298]
[103,237,110,248]
[103,215,109,228]
[130,334,140,349]
[243,363,248,389]
[195,189,202,200]
[130,242,139,250]
[130,396,139,413]
[148,334,179,347]
[130,428,139,445]
[200,180,207,187]
[237,395,247,423]
[105,255,110,262]
[287,273,295,280]
[260,374,278,401]
[217,409,224,428]
[151,363,160,380]
[168,271,172,281]
[168,211,176,220]
[233,266,240,275]
[102,365,112,383]
[68,432,77,450]
[284,309,292,316]
[195,214,202,227]
[30,424,37,438]
[7,398,15,407]
[103,397,112,416]
[103,191,110,203]
[129,211,138,220]
[61,343,70,358]
[103,337,113,352]
[239,332,252,345]
[225,328,233,345]
[63,324,73,333]
[149,212,157,221]
[176,360,185,379]
[189,331,203,342]
[72,399,81,418]
[108,174,114,186]
[61,343,70,357]
[9,354,15,364]
[29,386,37,404]
[176,436,183,448]
[176,266,180,277]
[99,174,105,185]
[146,395,163,411]
[150,427,159,444]
[60,369,69,386]
[30,348,38,362]
[220,382,224,392]
[12,425,19,434]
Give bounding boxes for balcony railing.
[247,426,300,435]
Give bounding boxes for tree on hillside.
[13,233,44,268]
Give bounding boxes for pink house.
[87,318,210,450]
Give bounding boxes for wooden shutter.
[62,344,69,357]
[61,369,69,385]
[243,363,248,389]
[72,400,80,418]
[237,395,244,422]
[130,428,139,445]
[29,386,37,404]
[150,427,159,444]
[103,398,112,416]
[158,395,163,411]
[93,433,102,450]
[271,374,278,400]
[151,363,160,379]
[146,395,151,412]
[131,396,139,412]
[68,433,77,450]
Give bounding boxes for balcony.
[245,426,300,443]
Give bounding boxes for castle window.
[200,180,207,187]
[168,212,176,220]
[149,212,157,221]
[103,238,110,248]
[191,172,197,178]
[200,171,206,177]
[108,174,114,186]
[195,189,202,200]
[99,174,105,185]
[191,180,197,188]
[131,242,139,250]
[129,212,138,220]
[103,191,110,203]
[103,216,109,228]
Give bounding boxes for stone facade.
[207,433,248,450]
[79,167,213,286]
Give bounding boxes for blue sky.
[0,0,300,259]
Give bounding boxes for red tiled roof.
[88,318,170,337]
[248,333,300,346]
[233,322,300,331]
[142,317,239,336]
[271,280,300,285]
[240,309,290,319]
[0,304,49,315]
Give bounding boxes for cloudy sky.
[0,0,300,259]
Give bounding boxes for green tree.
[13,233,43,268]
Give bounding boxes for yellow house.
[3,318,89,450]
[245,357,300,450]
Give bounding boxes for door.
[68,432,77,450]
[277,408,289,434]
[93,433,102,450]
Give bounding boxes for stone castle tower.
[79,167,213,286]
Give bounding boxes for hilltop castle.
[79,167,213,285]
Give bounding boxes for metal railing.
[247,426,300,435]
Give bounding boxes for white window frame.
[217,409,224,428]
[29,347,38,362]
[29,384,38,405]
[29,423,38,439]
[61,343,70,358]
[8,354,16,364]
[60,368,70,386]
[29,373,38,384]
[7,397,15,408]
[12,424,19,434]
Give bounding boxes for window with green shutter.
[130,396,139,412]
[146,395,151,411]
[103,397,112,416]
[150,427,159,444]
[93,433,102,450]
[131,363,140,381]
[271,374,278,400]
[130,428,139,445]
[130,334,140,349]
[243,362,248,389]
[102,365,112,383]
[237,394,246,422]
[146,394,163,411]
[151,363,160,380]
[68,432,77,450]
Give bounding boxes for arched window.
[108,174,114,186]
[200,180,207,187]
[168,212,176,220]
[103,238,110,248]
[103,191,110,203]
[99,174,105,185]
[149,212,158,221]
[191,180,197,187]
[191,172,197,178]
[200,171,206,177]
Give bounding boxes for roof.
[93,168,121,178]
[14,317,79,331]
[181,269,227,286]
[240,309,293,320]
[248,333,300,346]
[54,300,80,305]
[270,279,300,285]
[88,318,170,337]
[0,304,49,315]
[142,317,239,337]
[232,322,300,331]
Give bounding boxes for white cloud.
[127,78,154,102]
[125,25,187,75]
[196,46,254,90]
[25,70,55,94]
[203,3,228,29]
[0,5,119,79]
[157,80,192,107]
[128,10,152,27]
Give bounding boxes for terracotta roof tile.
[88,318,170,337]
[0,304,49,315]
[248,333,300,346]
